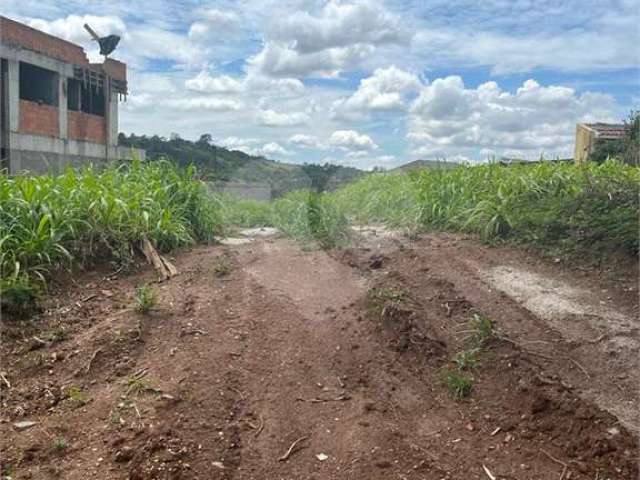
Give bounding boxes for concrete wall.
[209,182,272,201]
[574,124,595,164]
[1,37,131,175]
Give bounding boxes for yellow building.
[574,123,627,164]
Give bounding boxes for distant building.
[0,16,144,174]
[390,159,459,173]
[574,123,627,164]
[208,181,272,201]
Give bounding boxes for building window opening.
[67,79,81,111]
[19,62,58,106]
[80,83,105,116]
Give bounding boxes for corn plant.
[0,160,225,309]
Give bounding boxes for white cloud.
[259,142,290,156]
[332,65,423,118]
[171,97,243,111]
[184,71,304,96]
[185,72,244,93]
[218,136,261,149]
[329,130,378,151]
[249,0,408,78]
[188,9,239,42]
[269,0,406,54]
[248,42,373,79]
[288,134,326,149]
[256,109,309,127]
[408,76,618,159]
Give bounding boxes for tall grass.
[411,159,639,255]
[332,173,422,235]
[270,190,349,248]
[0,160,223,290]
[219,194,272,228]
[280,159,638,257]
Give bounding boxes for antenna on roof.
[83,23,121,57]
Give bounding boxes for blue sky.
[2,0,638,168]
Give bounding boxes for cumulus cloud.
[288,134,327,149]
[188,8,239,42]
[249,0,408,78]
[256,109,310,127]
[329,130,378,151]
[248,42,373,79]
[185,72,244,93]
[408,76,618,159]
[332,65,423,119]
[259,142,290,156]
[171,97,243,111]
[184,71,304,96]
[269,0,406,53]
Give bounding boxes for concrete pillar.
[6,58,20,172]
[58,75,67,139]
[106,89,119,162]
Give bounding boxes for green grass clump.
[0,160,224,311]
[452,349,479,370]
[440,368,473,400]
[52,437,70,451]
[270,190,349,248]
[213,257,232,277]
[135,284,157,313]
[0,276,39,317]
[67,386,88,406]
[469,313,495,348]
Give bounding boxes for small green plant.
[123,375,157,397]
[440,368,473,400]
[52,437,70,451]
[470,313,495,347]
[43,327,68,343]
[67,386,88,406]
[0,276,40,318]
[134,284,156,313]
[366,287,407,315]
[453,349,479,370]
[213,257,232,277]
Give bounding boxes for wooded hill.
[118,133,364,196]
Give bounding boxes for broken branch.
[0,372,10,389]
[254,415,265,438]
[278,436,309,462]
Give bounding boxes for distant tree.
[197,134,213,147]
[622,111,639,166]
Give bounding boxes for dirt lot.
[1,230,638,479]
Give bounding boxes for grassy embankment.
[0,160,223,314]
[228,159,640,257]
[2,158,637,314]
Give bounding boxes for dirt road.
[1,230,638,479]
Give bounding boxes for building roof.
[582,123,628,140]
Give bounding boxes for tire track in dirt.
[2,235,637,479]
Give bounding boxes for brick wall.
[19,100,59,137]
[1,17,88,65]
[67,111,106,144]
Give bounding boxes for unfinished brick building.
[0,16,143,174]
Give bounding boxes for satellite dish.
[84,23,121,57]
